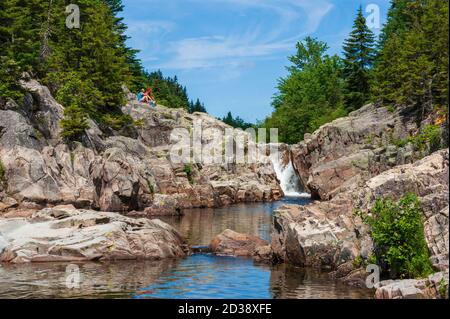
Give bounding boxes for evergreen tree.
[188,99,207,113]
[140,70,191,110]
[342,6,376,111]
[222,111,253,130]
[373,0,448,119]
[0,0,49,103]
[105,0,145,91]
[43,0,133,131]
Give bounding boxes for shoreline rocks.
[271,150,448,270]
[0,205,189,263]
[374,270,449,299]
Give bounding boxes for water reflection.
[135,255,372,299]
[135,255,272,299]
[160,197,311,245]
[0,256,372,299]
[0,197,373,299]
[0,259,178,299]
[269,264,372,299]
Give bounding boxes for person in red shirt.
[141,88,156,107]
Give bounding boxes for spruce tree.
[342,6,376,111]
[373,0,448,118]
[189,98,207,113]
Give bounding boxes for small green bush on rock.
[184,164,194,184]
[361,193,434,279]
[0,159,6,182]
[391,124,442,153]
[60,105,89,142]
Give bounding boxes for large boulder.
[0,205,189,263]
[209,229,268,257]
[90,147,151,212]
[271,150,449,275]
[0,110,42,151]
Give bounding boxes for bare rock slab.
[375,270,449,299]
[0,205,189,263]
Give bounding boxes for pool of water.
[0,197,374,299]
[0,255,372,299]
[159,196,312,245]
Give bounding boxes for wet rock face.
[209,229,269,258]
[271,150,449,275]
[290,104,423,200]
[0,205,189,263]
[0,80,283,215]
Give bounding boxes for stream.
[0,197,372,299]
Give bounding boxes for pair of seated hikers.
[137,88,156,107]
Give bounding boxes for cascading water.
[270,152,310,198]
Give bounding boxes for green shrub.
[147,180,155,194]
[389,125,442,153]
[438,278,448,299]
[60,105,89,142]
[134,119,145,128]
[184,164,194,184]
[352,255,364,268]
[360,193,434,279]
[411,124,441,153]
[101,113,134,131]
[0,159,6,182]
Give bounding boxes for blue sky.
[121,0,391,122]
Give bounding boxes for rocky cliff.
[0,79,283,218]
[271,104,449,298]
[291,104,434,200]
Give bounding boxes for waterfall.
[270,152,310,198]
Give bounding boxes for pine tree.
[373,0,448,118]
[105,0,145,91]
[0,0,49,103]
[43,0,132,133]
[189,98,207,113]
[342,6,376,111]
[222,111,253,130]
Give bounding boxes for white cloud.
[158,0,334,72]
[125,20,176,62]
